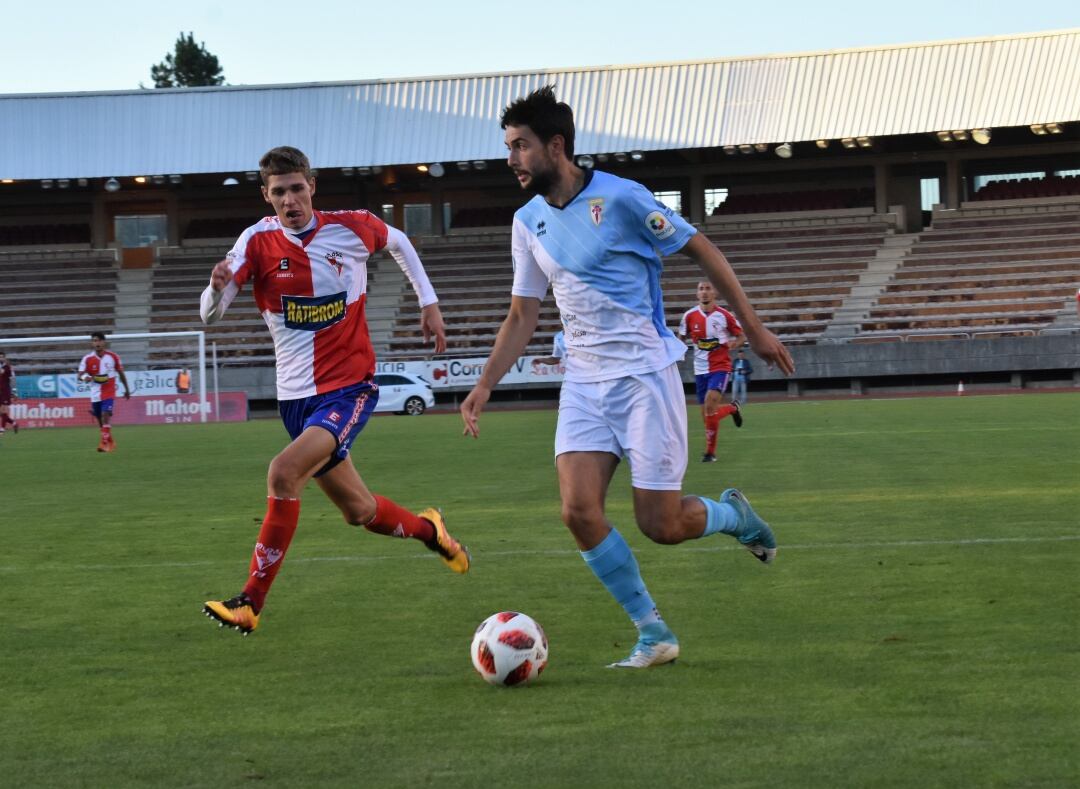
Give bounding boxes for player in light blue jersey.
[461,86,795,668]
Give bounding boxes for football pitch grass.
[2,393,1077,788]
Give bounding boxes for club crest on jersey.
[282,292,348,331]
[645,210,677,240]
[588,198,604,226]
[325,250,345,276]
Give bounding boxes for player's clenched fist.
[210,259,232,291]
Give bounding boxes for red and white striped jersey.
[78,350,123,402]
[200,210,437,400]
[678,305,742,375]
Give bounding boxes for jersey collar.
[545,168,595,210]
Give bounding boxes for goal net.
[2,331,216,429]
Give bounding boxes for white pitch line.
[0,534,1077,573]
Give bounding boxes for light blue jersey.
[511,170,697,383]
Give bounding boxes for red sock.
[101,425,112,443]
[0,413,11,427]
[242,496,301,612]
[705,412,721,454]
[717,404,737,421]
[365,495,436,542]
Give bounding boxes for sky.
[2,0,1077,95]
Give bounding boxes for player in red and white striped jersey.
[77,332,130,452]
[678,282,744,462]
[199,146,469,635]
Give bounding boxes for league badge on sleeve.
[589,198,605,226]
[646,211,677,241]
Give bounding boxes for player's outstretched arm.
[461,296,540,438]
[680,234,795,376]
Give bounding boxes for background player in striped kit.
[77,332,130,452]
[199,146,470,635]
[678,281,745,462]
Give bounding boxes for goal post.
[2,330,213,427]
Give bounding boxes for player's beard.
[520,157,557,197]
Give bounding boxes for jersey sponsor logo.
[695,338,722,351]
[281,292,348,331]
[588,198,604,226]
[278,257,290,270]
[646,211,676,240]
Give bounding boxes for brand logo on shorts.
[281,292,348,331]
[327,411,341,423]
[645,211,676,240]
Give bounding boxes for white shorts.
[555,363,688,491]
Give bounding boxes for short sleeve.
[623,182,697,256]
[510,217,549,300]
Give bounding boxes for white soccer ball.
[470,611,549,687]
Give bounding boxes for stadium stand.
[450,205,518,229]
[150,245,276,365]
[711,188,874,216]
[0,249,120,373]
[184,217,255,241]
[0,223,91,246]
[382,212,895,357]
[971,175,1080,202]
[854,201,1080,341]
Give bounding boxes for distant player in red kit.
[0,350,18,434]
[77,332,131,452]
[678,282,744,462]
[199,146,470,635]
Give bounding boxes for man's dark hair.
[91,332,106,341]
[500,85,575,160]
[259,146,313,183]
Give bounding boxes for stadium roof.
[2,28,1079,180]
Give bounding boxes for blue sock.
[581,528,658,626]
[697,496,740,537]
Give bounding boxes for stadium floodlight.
[471,161,487,170]
[428,162,445,178]
[244,171,258,182]
[753,143,768,153]
[815,140,829,149]
[613,152,628,162]
[134,176,147,184]
[1,179,14,184]
[222,177,239,186]
[856,136,872,148]
[41,179,53,189]
[152,175,165,185]
[951,130,969,141]
[629,150,644,161]
[971,128,991,145]
[57,179,70,189]
[169,174,182,184]
[595,153,610,162]
[104,177,121,192]
[456,161,471,171]
[841,138,857,149]
[775,143,793,159]
[1030,124,1047,135]
[576,155,595,169]
[77,178,88,187]
[357,167,372,176]
[341,167,354,176]
[1046,122,1063,134]
[936,131,954,143]
[738,144,754,154]
[416,164,429,173]
[723,146,737,155]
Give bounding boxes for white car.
[373,372,435,415]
